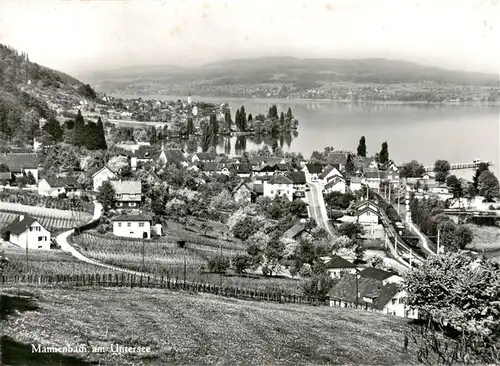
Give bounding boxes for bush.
[208,256,230,274]
[232,255,253,274]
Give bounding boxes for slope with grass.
[1,286,418,365]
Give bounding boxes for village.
[1,92,498,323]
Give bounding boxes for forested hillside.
[0,43,97,144]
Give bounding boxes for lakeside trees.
[478,170,500,202]
[378,141,389,165]
[399,160,426,178]
[434,159,451,183]
[357,136,367,157]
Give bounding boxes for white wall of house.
[9,222,51,250]
[321,168,343,185]
[382,290,419,319]
[327,268,358,279]
[263,182,294,201]
[302,167,319,183]
[350,182,363,192]
[93,169,117,191]
[323,179,346,194]
[357,211,379,226]
[113,220,151,239]
[365,179,381,190]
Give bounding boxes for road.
[305,182,336,237]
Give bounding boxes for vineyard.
[1,246,120,276]
[0,210,91,232]
[70,232,305,295]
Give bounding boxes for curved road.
[56,201,151,276]
[306,183,336,237]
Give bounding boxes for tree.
[353,241,366,263]
[328,209,344,222]
[208,256,230,274]
[478,170,500,202]
[26,172,36,185]
[72,109,86,146]
[400,160,426,178]
[403,253,500,364]
[186,117,194,136]
[0,164,9,172]
[97,181,116,211]
[434,159,451,183]
[337,222,365,239]
[379,141,389,165]
[344,156,356,176]
[446,174,463,198]
[95,116,107,149]
[357,136,367,157]
[301,264,336,301]
[369,255,384,268]
[42,118,63,142]
[473,162,490,193]
[232,255,253,274]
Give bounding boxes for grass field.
[71,232,305,294]
[1,243,120,276]
[1,286,418,365]
[0,210,92,232]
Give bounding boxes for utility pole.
[219,244,223,287]
[141,236,145,276]
[355,270,359,308]
[388,184,391,203]
[409,249,413,268]
[437,229,441,255]
[177,240,187,288]
[397,185,401,215]
[25,224,28,273]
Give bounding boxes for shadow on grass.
[1,336,94,366]
[1,294,94,365]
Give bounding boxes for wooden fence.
[0,273,325,306]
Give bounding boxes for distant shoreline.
[112,93,500,106]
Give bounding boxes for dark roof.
[162,149,186,164]
[253,183,263,194]
[111,214,152,222]
[232,181,255,195]
[232,163,252,174]
[286,171,307,184]
[319,167,343,180]
[133,149,156,159]
[355,206,380,217]
[326,153,349,166]
[0,153,38,171]
[1,215,42,235]
[305,164,323,174]
[324,176,345,188]
[328,274,401,310]
[364,171,388,179]
[351,200,379,211]
[274,163,291,171]
[44,176,81,189]
[254,164,276,173]
[268,175,293,185]
[91,165,119,178]
[324,255,357,269]
[201,162,222,172]
[359,267,397,281]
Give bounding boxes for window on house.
[29,227,33,232]
[392,299,397,305]
[116,203,123,207]
[118,223,122,227]
[139,223,144,227]
[38,236,44,241]
[129,203,136,207]
[127,222,131,227]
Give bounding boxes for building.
[232,163,252,178]
[363,171,387,190]
[286,171,307,193]
[92,166,118,192]
[158,145,188,167]
[323,176,347,194]
[1,215,51,250]
[328,274,418,319]
[38,176,83,197]
[201,162,230,176]
[349,177,363,192]
[0,153,39,182]
[319,167,343,185]
[130,149,155,170]
[302,164,323,183]
[358,267,403,286]
[283,223,307,240]
[0,172,12,185]
[111,214,152,239]
[324,255,359,279]
[326,152,350,171]
[111,180,142,209]
[355,206,380,226]
[263,175,294,201]
[191,152,217,164]
[232,181,256,203]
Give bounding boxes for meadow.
[0,210,92,233]
[1,286,418,365]
[71,232,305,295]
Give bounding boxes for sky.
[0,0,499,75]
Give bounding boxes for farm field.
[1,242,120,276]
[0,210,92,232]
[71,232,305,294]
[466,224,500,252]
[1,286,418,365]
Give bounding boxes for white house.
[92,166,118,192]
[111,180,142,209]
[324,255,359,279]
[111,214,152,239]
[38,176,83,197]
[355,206,380,226]
[319,167,343,185]
[263,175,294,201]
[1,215,51,250]
[302,164,323,183]
[0,153,39,182]
[323,176,347,194]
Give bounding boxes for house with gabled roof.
[92,166,119,192]
[349,200,379,214]
[302,163,323,182]
[349,177,364,192]
[111,214,152,239]
[263,174,294,201]
[0,172,12,186]
[358,267,403,286]
[355,205,380,226]
[324,255,359,279]
[326,152,350,171]
[0,153,39,182]
[38,176,84,197]
[232,181,256,203]
[286,171,307,193]
[201,162,230,176]
[110,180,142,209]
[328,274,418,318]
[1,214,51,250]
[231,163,252,178]
[323,175,346,194]
[158,143,188,167]
[283,223,306,240]
[191,152,217,163]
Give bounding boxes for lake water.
[116,95,500,178]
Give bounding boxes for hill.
[86,56,499,89]
[0,43,97,144]
[1,286,417,365]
